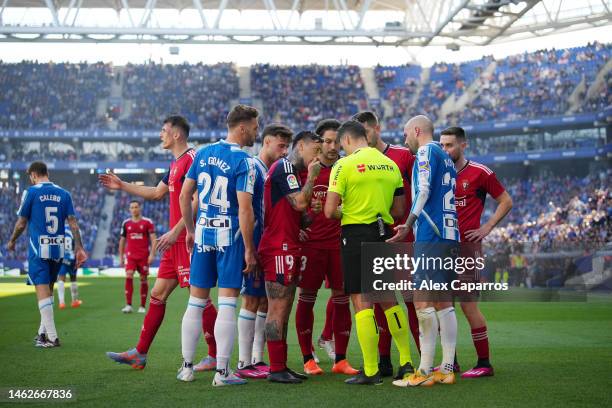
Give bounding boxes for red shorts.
[298,247,343,290]
[158,241,191,288]
[261,249,301,286]
[125,257,149,276]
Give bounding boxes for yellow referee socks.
[384,305,413,366]
[355,308,380,376]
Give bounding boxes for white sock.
[252,311,267,364]
[237,308,256,368]
[214,296,237,373]
[38,320,46,335]
[70,281,79,301]
[38,297,57,341]
[57,281,65,305]
[417,307,438,375]
[437,307,457,375]
[181,296,208,364]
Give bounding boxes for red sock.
[321,296,334,341]
[267,339,287,373]
[405,301,421,354]
[135,296,165,354]
[374,303,391,356]
[331,295,351,356]
[125,277,133,306]
[295,293,316,357]
[140,279,148,308]
[471,326,489,360]
[202,302,217,358]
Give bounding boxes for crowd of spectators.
[454,43,611,124]
[0,182,103,262]
[0,185,27,261]
[119,62,238,130]
[0,61,112,130]
[251,64,368,131]
[375,64,421,129]
[486,173,610,251]
[0,45,608,133]
[105,191,169,258]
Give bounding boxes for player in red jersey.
[440,126,513,378]
[118,200,157,314]
[352,111,420,379]
[259,130,322,384]
[100,115,217,370]
[235,124,293,380]
[295,119,359,376]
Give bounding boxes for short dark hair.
[27,161,48,176]
[337,120,367,141]
[226,104,259,129]
[440,126,466,141]
[315,119,341,137]
[163,115,190,138]
[292,131,322,149]
[351,111,379,127]
[129,199,141,206]
[262,124,293,142]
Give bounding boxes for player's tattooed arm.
[67,215,85,250]
[7,217,27,251]
[67,215,89,268]
[285,176,315,212]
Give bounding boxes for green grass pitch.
[1,277,611,408]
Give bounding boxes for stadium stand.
[0,61,112,130]
[487,174,610,249]
[251,64,368,131]
[119,62,239,130]
[0,43,608,132]
[0,183,104,262]
[105,192,169,258]
[374,64,422,129]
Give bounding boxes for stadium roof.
[1,0,611,46]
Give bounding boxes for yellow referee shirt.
[328,147,404,226]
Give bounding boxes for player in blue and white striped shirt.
[178,105,260,386]
[56,224,83,309]
[7,162,88,348]
[388,116,459,387]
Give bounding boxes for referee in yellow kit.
[324,120,415,385]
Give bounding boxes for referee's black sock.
[379,355,392,366]
[303,354,314,364]
[335,353,346,363]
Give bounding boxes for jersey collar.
[457,159,470,175]
[175,147,194,160]
[220,139,240,147]
[254,156,268,170]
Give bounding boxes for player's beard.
[326,151,338,161]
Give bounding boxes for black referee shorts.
[341,222,391,295]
